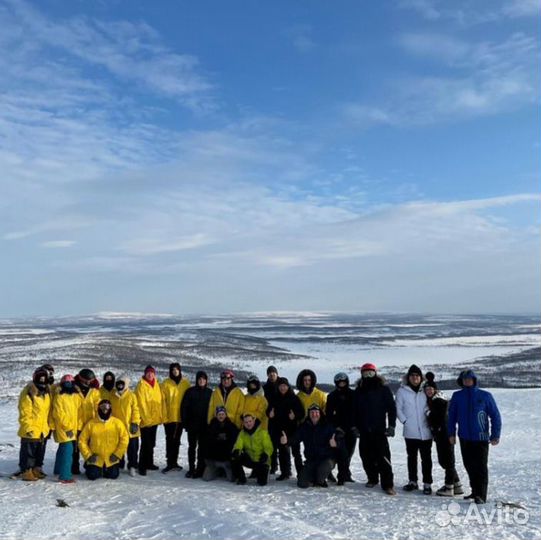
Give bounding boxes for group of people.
[16,361,502,504]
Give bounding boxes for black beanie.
[267,365,278,375]
[424,371,438,390]
[276,377,290,387]
[407,364,423,379]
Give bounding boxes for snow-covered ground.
[0,388,539,540]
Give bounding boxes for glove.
[232,449,241,460]
[259,452,268,464]
[129,423,138,435]
[109,454,120,464]
[350,427,360,439]
[66,430,74,439]
[385,426,395,438]
[334,427,345,441]
[87,454,99,465]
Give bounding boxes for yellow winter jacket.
[135,378,163,428]
[99,387,116,402]
[17,383,51,439]
[77,387,101,430]
[52,392,80,443]
[161,377,191,424]
[297,387,328,418]
[79,416,129,468]
[243,391,269,430]
[111,389,141,438]
[207,385,245,429]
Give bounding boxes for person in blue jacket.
[447,369,502,505]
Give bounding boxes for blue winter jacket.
[447,371,502,442]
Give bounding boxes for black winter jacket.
[181,385,213,433]
[291,415,340,462]
[205,417,239,461]
[267,387,305,437]
[426,393,449,436]
[352,376,396,434]
[326,386,355,430]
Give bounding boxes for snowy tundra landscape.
[0,313,540,540]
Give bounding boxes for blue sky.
[0,0,539,317]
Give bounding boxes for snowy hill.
[0,388,540,540]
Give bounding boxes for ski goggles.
[362,370,376,378]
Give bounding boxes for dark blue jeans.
[85,464,120,480]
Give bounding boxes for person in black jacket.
[181,371,213,478]
[423,372,463,497]
[352,363,397,496]
[267,377,305,481]
[282,404,342,488]
[262,365,279,403]
[203,406,239,482]
[326,372,356,484]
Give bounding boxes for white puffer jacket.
[395,384,432,440]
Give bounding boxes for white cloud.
[2,0,213,110]
[40,240,76,248]
[344,32,539,125]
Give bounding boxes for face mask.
[103,379,115,391]
[98,402,112,420]
[115,381,126,393]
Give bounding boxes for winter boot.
[403,481,418,492]
[276,473,291,481]
[384,487,397,496]
[437,485,454,497]
[59,479,76,484]
[423,483,432,495]
[463,493,475,500]
[129,467,136,477]
[185,469,195,478]
[33,467,46,479]
[21,469,38,481]
[453,482,464,495]
[365,481,377,488]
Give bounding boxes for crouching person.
[79,399,129,480]
[282,404,341,488]
[231,413,273,486]
[203,406,239,482]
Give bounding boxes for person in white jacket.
[395,364,433,494]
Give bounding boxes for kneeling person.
[232,414,273,486]
[282,404,341,489]
[79,399,129,480]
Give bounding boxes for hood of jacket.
[456,369,478,387]
[296,369,317,393]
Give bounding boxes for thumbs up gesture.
[329,433,337,448]
[288,409,295,420]
[280,431,287,445]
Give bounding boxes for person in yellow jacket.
[79,399,129,480]
[292,369,328,477]
[231,413,274,486]
[207,369,245,429]
[17,368,52,481]
[296,369,327,417]
[243,375,269,430]
[111,374,140,477]
[135,365,162,475]
[52,375,80,483]
[72,368,101,475]
[99,371,116,401]
[160,362,191,473]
